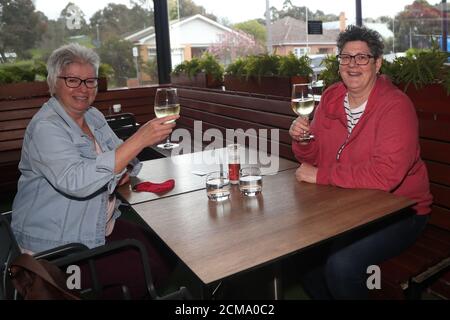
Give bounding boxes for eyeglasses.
[337,54,374,66]
[58,76,99,88]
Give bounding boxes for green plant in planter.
[225,57,248,77]
[244,54,280,80]
[278,53,312,78]
[198,52,224,82]
[172,53,223,82]
[319,55,341,88]
[382,45,450,94]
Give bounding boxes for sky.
[34,0,422,23]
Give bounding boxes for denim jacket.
[11,97,142,252]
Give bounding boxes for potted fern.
[381,45,450,111]
[171,52,224,89]
[224,53,312,97]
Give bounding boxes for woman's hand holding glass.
[137,114,179,148]
[289,117,311,143]
[291,83,316,141]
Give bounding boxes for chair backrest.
[0,212,21,300]
[105,113,138,140]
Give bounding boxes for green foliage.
[381,44,450,94]
[98,63,115,80]
[278,53,312,77]
[318,55,341,88]
[224,58,247,77]
[97,37,136,87]
[172,53,224,81]
[0,60,48,84]
[141,57,158,83]
[225,53,313,80]
[244,54,280,79]
[0,0,46,61]
[233,20,266,46]
[167,0,217,21]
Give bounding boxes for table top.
[118,148,298,205]
[132,169,414,285]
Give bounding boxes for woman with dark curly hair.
[289,25,432,299]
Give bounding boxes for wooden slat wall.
[177,87,297,161]
[417,110,450,231]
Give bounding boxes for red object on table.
[133,179,175,193]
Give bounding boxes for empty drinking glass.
[206,171,230,201]
[239,167,262,196]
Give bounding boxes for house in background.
[272,11,395,59]
[323,16,394,40]
[124,14,251,83]
[271,15,344,57]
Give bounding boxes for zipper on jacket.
[336,135,350,160]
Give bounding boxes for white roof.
[124,14,246,45]
[323,21,394,39]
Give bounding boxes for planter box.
[399,83,450,114]
[0,77,108,100]
[171,72,222,89]
[224,75,309,97]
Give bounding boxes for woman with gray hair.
[11,43,178,299]
[289,25,432,299]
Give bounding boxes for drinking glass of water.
[206,171,230,201]
[239,167,262,196]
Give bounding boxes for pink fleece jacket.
[292,75,432,215]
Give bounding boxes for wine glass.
[154,87,180,149]
[291,83,316,141]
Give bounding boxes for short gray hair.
[47,43,100,95]
[337,25,384,59]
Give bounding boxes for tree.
[208,30,264,66]
[89,3,154,45]
[393,0,442,51]
[0,0,46,61]
[97,37,136,87]
[167,0,217,21]
[270,0,338,22]
[233,20,266,47]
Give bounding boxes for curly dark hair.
[337,25,384,58]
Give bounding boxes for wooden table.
[118,148,298,205]
[131,169,414,287]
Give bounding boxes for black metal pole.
[443,0,448,52]
[153,0,172,84]
[356,0,362,27]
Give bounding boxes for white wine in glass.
[154,87,180,149]
[291,83,315,141]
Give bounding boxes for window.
[0,0,157,89]
[293,47,310,57]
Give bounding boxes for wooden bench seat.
[375,107,450,299]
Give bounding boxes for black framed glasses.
[58,76,99,88]
[337,54,374,66]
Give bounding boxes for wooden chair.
[105,112,138,141]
